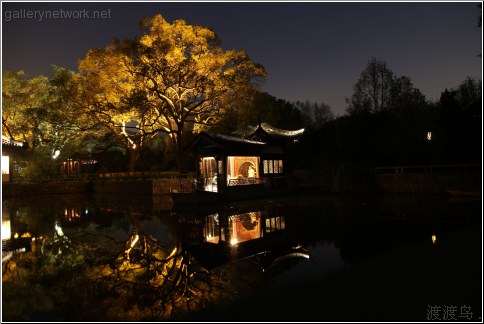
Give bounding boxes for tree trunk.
[173,130,186,173]
[128,146,140,175]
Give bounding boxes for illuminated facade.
[2,135,27,182]
[186,123,304,194]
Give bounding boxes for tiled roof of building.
[206,132,266,145]
[2,135,25,147]
[232,122,304,140]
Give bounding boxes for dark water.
[1,192,482,322]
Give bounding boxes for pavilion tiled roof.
[2,135,25,147]
[232,122,304,143]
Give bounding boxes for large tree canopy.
[78,14,266,172]
[2,67,87,159]
[2,70,50,147]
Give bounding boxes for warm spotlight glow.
[432,234,437,244]
[1,219,11,240]
[55,222,64,236]
[230,238,238,246]
[52,150,61,159]
[1,155,9,174]
[427,131,432,141]
[130,234,139,248]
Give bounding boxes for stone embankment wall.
[2,180,91,198]
[91,178,193,195]
[2,173,195,198]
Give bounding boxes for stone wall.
[2,180,91,198]
[2,178,194,198]
[91,178,193,195]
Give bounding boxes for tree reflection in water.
[89,216,234,320]
[3,193,482,321]
[2,208,264,321]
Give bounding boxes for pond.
[2,192,482,321]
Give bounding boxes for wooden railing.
[228,178,266,186]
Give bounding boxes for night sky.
[2,1,482,116]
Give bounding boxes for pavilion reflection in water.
[185,207,310,272]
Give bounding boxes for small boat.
[446,189,481,197]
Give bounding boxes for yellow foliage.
[76,13,266,169]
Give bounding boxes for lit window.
[227,156,260,186]
[262,159,284,174]
[201,157,218,192]
[274,160,279,173]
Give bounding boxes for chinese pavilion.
[185,122,304,195]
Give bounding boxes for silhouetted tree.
[214,91,303,133]
[389,76,427,114]
[437,77,482,163]
[346,57,395,114]
[294,100,334,130]
[346,58,426,115]
[455,77,482,116]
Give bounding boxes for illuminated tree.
[2,68,91,162]
[43,66,99,159]
[78,14,266,172]
[2,70,50,147]
[78,45,157,173]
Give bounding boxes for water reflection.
[2,195,291,320]
[1,193,481,321]
[183,207,309,273]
